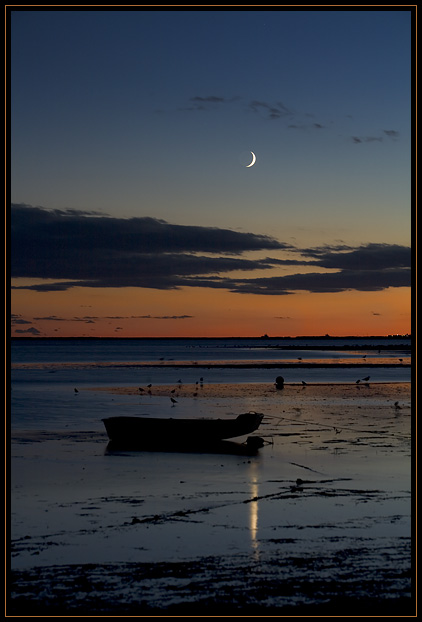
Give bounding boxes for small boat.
[102,412,264,449]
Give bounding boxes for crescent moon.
[246,151,256,167]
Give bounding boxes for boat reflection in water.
[105,436,265,456]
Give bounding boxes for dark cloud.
[249,99,292,120]
[11,205,410,297]
[104,315,193,320]
[185,96,293,119]
[12,204,285,255]
[224,267,410,296]
[15,281,83,292]
[11,204,287,292]
[14,327,41,335]
[135,315,193,320]
[298,243,411,271]
[351,130,400,144]
[383,129,399,139]
[178,96,398,150]
[184,96,292,119]
[187,95,331,127]
[225,243,410,296]
[18,314,194,326]
[190,95,238,104]
[33,315,68,321]
[352,136,383,144]
[12,253,280,292]
[32,315,98,323]
[191,96,227,103]
[11,314,31,325]
[181,95,240,111]
[288,122,326,131]
[179,242,411,295]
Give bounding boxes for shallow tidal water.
[10,374,413,614]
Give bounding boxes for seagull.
[356,379,361,384]
[147,384,152,388]
[394,401,401,409]
[170,397,178,406]
[362,376,370,382]
[301,380,307,386]
[171,388,176,393]
[74,388,79,393]
[138,387,144,392]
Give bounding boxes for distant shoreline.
[12,361,410,370]
[10,335,411,341]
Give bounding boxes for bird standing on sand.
[301,380,307,386]
[170,397,178,406]
[362,376,370,382]
[74,388,79,393]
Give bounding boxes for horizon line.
[10,334,411,340]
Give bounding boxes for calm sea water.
[11,337,411,431]
[11,336,411,365]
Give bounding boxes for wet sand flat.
[92,379,411,399]
[10,382,413,615]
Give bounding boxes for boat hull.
[102,412,263,446]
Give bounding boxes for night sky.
[10,9,412,337]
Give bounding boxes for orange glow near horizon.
[11,284,411,338]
